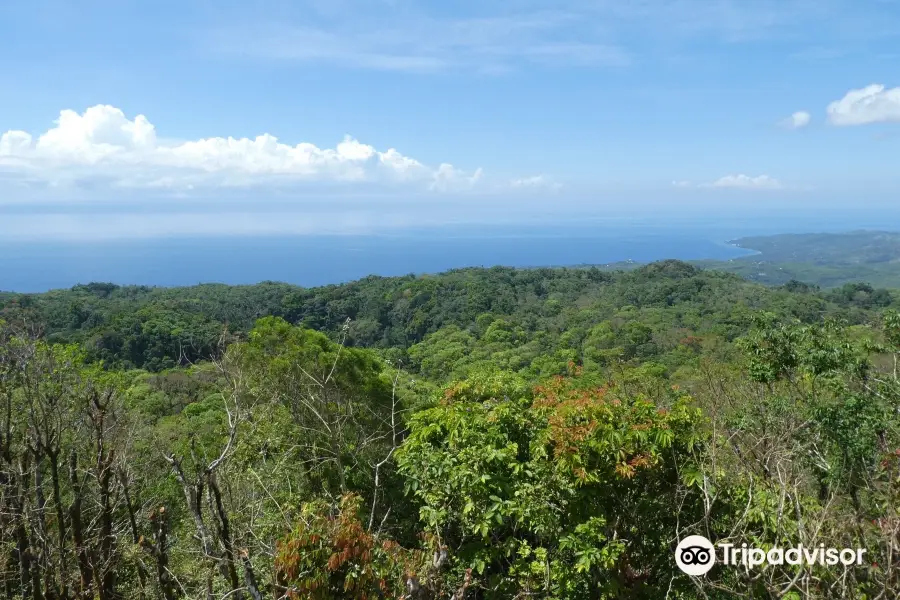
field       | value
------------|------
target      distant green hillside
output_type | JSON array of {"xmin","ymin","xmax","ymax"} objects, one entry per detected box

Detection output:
[
  {"xmin": 693, "ymin": 230, "xmax": 900, "ymax": 288},
  {"xmin": 731, "ymin": 231, "xmax": 900, "ymax": 263}
]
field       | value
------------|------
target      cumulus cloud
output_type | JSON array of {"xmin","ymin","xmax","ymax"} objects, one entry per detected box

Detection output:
[
  {"xmin": 703, "ymin": 174, "xmax": 783, "ymax": 189},
  {"xmin": 827, "ymin": 84, "xmax": 900, "ymax": 126},
  {"xmin": 510, "ymin": 175, "xmax": 562, "ymax": 191},
  {"xmin": 429, "ymin": 164, "xmax": 484, "ymax": 192},
  {"xmin": 779, "ymin": 111, "xmax": 811, "ymax": 129},
  {"xmin": 0, "ymin": 105, "xmax": 483, "ymax": 191}
]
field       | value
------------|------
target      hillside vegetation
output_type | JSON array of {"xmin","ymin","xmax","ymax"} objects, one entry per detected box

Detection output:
[
  {"xmin": 696, "ymin": 230, "xmax": 900, "ymax": 288},
  {"xmin": 0, "ymin": 260, "xmax": 898, "ymax": 598}
]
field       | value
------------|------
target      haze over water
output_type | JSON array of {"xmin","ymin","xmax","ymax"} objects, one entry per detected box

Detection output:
[{"xmin": 5, "ymin": 204, "xmax": 900, "ymax": 293}]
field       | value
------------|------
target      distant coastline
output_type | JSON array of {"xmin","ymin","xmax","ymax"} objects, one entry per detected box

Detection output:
[{"xmin": 3, "ymin": 229, "xmax": 900, "ymax": 293}]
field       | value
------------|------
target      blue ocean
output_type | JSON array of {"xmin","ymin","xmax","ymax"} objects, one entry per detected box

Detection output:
[{"xmin": 3, "ymin": 207, "xmax": 900, "ymax": 293}]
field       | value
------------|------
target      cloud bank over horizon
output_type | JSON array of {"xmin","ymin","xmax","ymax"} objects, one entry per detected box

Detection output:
[
  {"xmin": 0, "ymin": 104, "xmax": 534, "ymax": 194},
  {"xmin": 673, "ymin": 175, "xmax": 786, "ymax": 190},
  {"xmin": 1, "ymin": 80, "xmax": 898, "ymax": 206},
  {"xmin": 706, "ymin": 174, "xmax": 784, "ymax": 190}
]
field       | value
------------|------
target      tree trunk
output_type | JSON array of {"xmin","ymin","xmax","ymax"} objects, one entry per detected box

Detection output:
[
  {"xmin": 96, "ymin": 437, "xmax": 118, "ymax": 599},
  {"xmin": 141, "ymin": 507, "xmax": 178, "ymax": 600},
  {"xmin": 68, "ymin": 451, "xmax": 93, "ymax": 600},
  {"xmin": 47, "ymin": 449, "xmax": 69, "ymax": 600},
  {"xmin": 21, "ymin": 455, "xmax": 43, "ymax": 600},
  {"xmin": 118, "ymin": 469, "xmax": 148, "ymax": 595},
  {"xmin": 207, "ymin": 474, "xmax": 242, "ymax": 597}
]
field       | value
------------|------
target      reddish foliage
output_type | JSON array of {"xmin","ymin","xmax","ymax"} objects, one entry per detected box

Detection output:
[
  {"xmin": 679, "ymin": 336, "xmax": 703, "ymax": 349},
  {"xmin": 530, "ymin": 376, "xmax": 676, "ymax": 481},
  {"xmin": 275, "ymin": 495, "xmax": 421, "ymax": 599},
  {"xmin": 533, "ymin": 378, "xmax": 611, "ymax": 456}
]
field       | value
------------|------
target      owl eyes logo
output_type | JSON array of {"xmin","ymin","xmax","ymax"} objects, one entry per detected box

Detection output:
[
  {"xmin": 680, "ymin": 546, "xmax": 712, "ymax": 565},
  {"xmin": 675, "ymin": 535, "xmax": 716, "ymax": 576}
]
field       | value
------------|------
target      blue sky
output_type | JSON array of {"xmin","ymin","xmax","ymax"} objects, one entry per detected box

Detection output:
[{"xmin": 1, "ymin": 0, "xmax": 900, "ymax": 238}]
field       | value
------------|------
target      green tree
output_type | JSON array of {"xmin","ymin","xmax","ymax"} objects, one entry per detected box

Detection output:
[{"xmin": 397, "ymin": 369, "xmax": 707, "ymax": 599}]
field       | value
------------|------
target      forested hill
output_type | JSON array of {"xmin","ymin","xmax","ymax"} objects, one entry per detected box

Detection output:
[
  {"xmin": 696, "ymin": 230, "xmax": 900, "ymax": 288},
  {"xmin": 2, "ymin": 258, "xmax": 900, "ymax": 598},
  {"xmin": 0, "ymin": 260, "xmax": 893, "ymax": 372},
  {"xmin": 732, "ymin": 231, "xmax": 900, "ymax": 263}
]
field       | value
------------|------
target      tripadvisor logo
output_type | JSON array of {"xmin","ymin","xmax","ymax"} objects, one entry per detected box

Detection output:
[
  {"xmin": 676, "ymin": 536, "xmax": 716, "ymax": 576},
  {"xmin": 675, "ymin": 536, "xmax": 867, "ymax": 576}
]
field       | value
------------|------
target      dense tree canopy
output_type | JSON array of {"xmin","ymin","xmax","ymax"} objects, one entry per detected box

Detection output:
[{"xmin": 0, "ymin": 261, "xmax": 898, "ymax": 598}]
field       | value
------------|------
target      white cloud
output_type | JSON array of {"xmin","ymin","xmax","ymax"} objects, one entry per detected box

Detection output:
[
  {"xmin": 779, "ymin": 111, "xmax": 811, "ymax": 129},
  {"xmin": 510, "ymin": 175, "xmax": 562, "ymax": 191},
  {"xmin": 671, "ymin": 180, "xmax": 692, "ymax": 188},
  {"xmin": 429, "ymin": 164, "xmax": 484, "ymax": 192},
  {"xmin": 0, "ymin": 105, "xmax": 483, "ymax": 191},
  {"xmin": 827, "ymin": 84, "xmax": 900, "ymax": 126},
  {"xmin": 703, "ymin": 174, "xmax": 783, "ymax": 189},
  {"xmin": 0, "ymin": 130, "xmax": 34, "ymax": 155}
]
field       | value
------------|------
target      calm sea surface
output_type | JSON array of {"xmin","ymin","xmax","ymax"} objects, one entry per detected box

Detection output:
[{"xmin": 2, "ymin": 211, "xmax": 900, "ymax": 292}]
